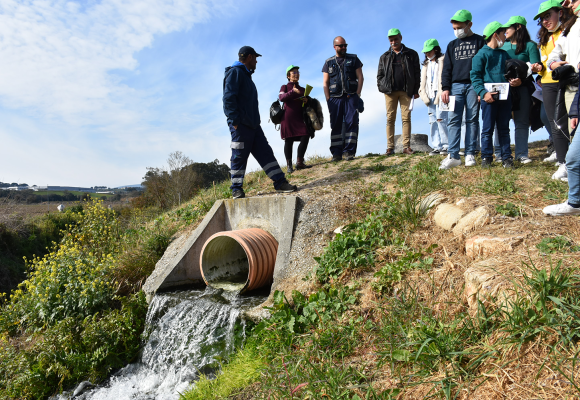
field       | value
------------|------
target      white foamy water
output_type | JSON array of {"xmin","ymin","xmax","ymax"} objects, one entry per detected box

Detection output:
[{"xmin": 54, "ymin": 288, "xmax": 264, "ymax": 400}]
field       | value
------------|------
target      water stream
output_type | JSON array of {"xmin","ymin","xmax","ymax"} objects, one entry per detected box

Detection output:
[{"xmin": 55, "ymin": 287, "xmax": 265, "ymax": 400}]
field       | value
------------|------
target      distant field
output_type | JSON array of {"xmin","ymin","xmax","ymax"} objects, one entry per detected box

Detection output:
[
  {"xmin": 34, "ymin": 191, "xmax": 115, "ymax": 199},
  {"xmin": 1, "ymin": 199, "xmax": 127, "ymax": 220}
]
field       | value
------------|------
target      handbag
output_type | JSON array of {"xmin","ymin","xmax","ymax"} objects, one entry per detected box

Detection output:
[{"xmin": 269, "ymin": 99, "xmax": 285, "ymax": 130}]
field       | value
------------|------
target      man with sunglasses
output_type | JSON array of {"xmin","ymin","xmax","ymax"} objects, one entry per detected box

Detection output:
[{"xmin": 322, "ymin": 36, "xmax": 364, "ymax": 161}]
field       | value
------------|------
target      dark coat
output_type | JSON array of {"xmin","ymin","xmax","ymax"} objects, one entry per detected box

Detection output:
[
  {"xmin": 223, "ymin": 62, "xmax": 261, "ymax": 129},
  {"xmin": 377, "ymin": 45, "xmax": 421, "ymax": 98},
  {"xmin": 279, "ymin": 83, "xmax": 309, "ymax": 140}
]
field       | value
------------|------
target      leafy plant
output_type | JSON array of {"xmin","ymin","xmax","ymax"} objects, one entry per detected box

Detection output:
[
  {"xmin": 477, "ymin": 170, "xmax": 517, "ymax": 196},
  {"xmin": 536, "ymin": 236, "xmax": 580, "ymax": 254},
  {"xmin": 496, "ymin": 202, "xmax": 526, "ymax": 217}
]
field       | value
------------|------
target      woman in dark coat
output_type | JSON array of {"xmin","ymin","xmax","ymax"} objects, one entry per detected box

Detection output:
[{"xmin": 279, "ymin": 65, "xmax": 312, "ymax": 173}]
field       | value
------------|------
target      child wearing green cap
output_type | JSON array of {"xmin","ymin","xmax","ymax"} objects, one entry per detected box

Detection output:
[
  {"xmin": 492, "ymin": 16, "xmax": 542, "ymax": 164},
  {"xmin": 535, "ymin": 0, "xmax": 572, "ymax": 178},
  {"xmin": 439, "ymin": 9, "xmax": 485, "ymax": 170},
  {"xmin": 419, "ymin": 39, "xmax": 449, "ymax": 156},
  {"xmin": 470, "ymin": 22, "xmax": 521, "ymax": 168}
]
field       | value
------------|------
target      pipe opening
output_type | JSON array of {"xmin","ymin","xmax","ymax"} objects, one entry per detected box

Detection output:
[
  {"xmin": 201, "ymin": 236, "xmax": 249, "ymax": 292},
  {"xmin": 200, "ymin": 228, "xmax": 278, "ymax": 293}
]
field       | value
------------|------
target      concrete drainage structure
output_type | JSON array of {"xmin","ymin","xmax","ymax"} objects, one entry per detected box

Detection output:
[
  {"xmin": 200, "ymin": 228, "xmax": 278, "ymax": 293},
  {"xmin": 143, "ymin": 196, "xmax": 297, "ymax": 302}
]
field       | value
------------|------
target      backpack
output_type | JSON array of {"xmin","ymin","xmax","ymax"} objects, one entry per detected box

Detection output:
[{"xmin": 269, "ymin": 99, "xmax": 285, "ymax": 129}]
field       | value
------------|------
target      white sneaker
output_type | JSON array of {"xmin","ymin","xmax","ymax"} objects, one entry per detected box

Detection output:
[
  {"xmin": 544, "ymin": 152, "xmax": 558, "ymax": 163},
  {"xmin": 543, "ymin": 201, "xmax": 580, "ymax": 216},
  {"xmin": 552, "ymin": 163, "xmax": 568, "ymax": 181},
  {"xmin": 518, "ymin": 156, "xmax": 533, "ymax": 164},
  {"xmin": 459, "ymin": 151, "xmax": 465, "ymax": 156},
  {"xmin": 439, "ymin": 155, "xmax": 462, "ymax": 170},
  {"xmin": 465, "ymin": 154, "xmax": 476, "ymax": 167}
]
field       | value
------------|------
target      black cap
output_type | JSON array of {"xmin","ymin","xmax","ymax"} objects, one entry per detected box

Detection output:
[{"xmin": 238, "ymin": 46, "xmax": 262, "ymax": 58}]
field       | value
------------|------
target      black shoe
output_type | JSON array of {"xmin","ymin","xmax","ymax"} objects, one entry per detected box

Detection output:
[
  {"xmin": 332, "ymin": 154, "xmax": 343, "ymax": 162},
  {"xmin": 481, "ymin": 158, "xmax": 492, "ymax": 168},
  {"xmin": 502, "ymin": 158, "xmax": 514, "ymax": 169},
  {"xmin": 547, "ymin": 143, "xmax": 554, "ymax": 155},
  {"xmin": 440, "ymin": 149, "xmax": 448, "ymax": 156},
  {"xmin": 232, "ymin": 189, "xmax": 245, "ymax": 199},
  {"xmin": 276, "ymin": 181, "xmax": 297, "ymax": 193},
  {"xmin": 474, "ymin": 150, "xmax": 480, "ymax": 156},
  {"xmin": 429, "ymin": 149, "xmax": 441, "ymax": 156},
  {"xmin": 343, "ymin": 152, "xmax": 355, "ymax": 161}
]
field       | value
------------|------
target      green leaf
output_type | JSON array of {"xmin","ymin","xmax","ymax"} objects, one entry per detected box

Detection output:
[{"xmin": 392, "ymin": 349, "xmax": 411, "ymax": 362}]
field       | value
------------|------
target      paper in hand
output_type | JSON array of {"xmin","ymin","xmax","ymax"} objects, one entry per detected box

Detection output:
[
  {"xmin": 409, "ymin": 97, "xmax": 415, "ymax": 111},
  {"xmin": 440, "ymin": 96, "xmax": 455, "ymax": 112}
]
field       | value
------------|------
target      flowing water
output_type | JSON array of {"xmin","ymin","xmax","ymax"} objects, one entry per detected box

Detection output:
[{"xmin": 55, "ymin": 287, "xmax": 265, "ymax": 400}]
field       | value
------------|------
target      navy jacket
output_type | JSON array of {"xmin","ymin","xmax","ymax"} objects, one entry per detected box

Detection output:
[{"xmin": 223, "ymin": 62, "xmax": 261, "ymax": 129}]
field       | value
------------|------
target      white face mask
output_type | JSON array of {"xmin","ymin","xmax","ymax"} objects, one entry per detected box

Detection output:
[
  {"xmin": 454, "ymin": 28, "xmax": 468, "ymax": 39},
  {"xmin": 496, "ymin": 38, "xmax": 505, "ymax": 48},
  {"xmin": 427, "ymin": 54, "xmax": 435, "ymax": 60},
  {"xmin": 548, "ymin": 20, "xmax": 562, "ymax": 32}
]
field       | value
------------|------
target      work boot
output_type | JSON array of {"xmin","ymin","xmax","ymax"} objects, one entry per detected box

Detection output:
[
  {"xmin": 232, "ymin": 189, "xmax": 245, "ymax": 199},
  {"xmin": 402, "ymin": 147, "xmax": 414, "ymax": 155},
  {"xmin": 343, "ymin": 152, "xmax": 355, "ymax": 161},
  {"xmin": 276, "ymin": 181, "xmax": 298, "ymax": 193},
  {"xmin": 385, "ymin": 148, "xmax": 395, "ymax": 156},
  {"xmin": 296, "ymin": 157, "xmax": 312, "ymax": 170},
  {"xmin": 332, "ymin": 154, "xmax": 343, "ymax": 162},
  {"xmin": 286, "ymin": 160, "xmax": 294, "ymax": 174}
]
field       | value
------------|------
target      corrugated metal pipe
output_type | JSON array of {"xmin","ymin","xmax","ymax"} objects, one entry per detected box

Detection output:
[{"xmin": 199, "ymin": 228, "xmax": 278, "ymax": 293}]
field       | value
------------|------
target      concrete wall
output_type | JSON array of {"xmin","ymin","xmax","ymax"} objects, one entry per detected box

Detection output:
[{"xmin": 143, "ymin": 196, "xmax": 297, "ymax": 302}]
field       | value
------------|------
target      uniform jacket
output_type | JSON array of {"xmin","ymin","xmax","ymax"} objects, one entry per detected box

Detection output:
[
  {"xmin": 324, "ymin": 53, "xmax": 360, "ymax": 97},
  {"xmin": 377, "ymin": 45, "xmax": 421, "ymax": 98},
  {"xmin": 223, "ymin": 61, "xmax": 261, "ymax": 129},
  {"xmin": 419, "ymin": 55, "xmax": 445, "ymax": 106}
]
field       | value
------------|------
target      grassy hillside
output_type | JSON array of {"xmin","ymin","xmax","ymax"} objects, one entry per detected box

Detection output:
[{"xmin": 1, "ymin": 141, "xmax": 579, "ymax": 399}]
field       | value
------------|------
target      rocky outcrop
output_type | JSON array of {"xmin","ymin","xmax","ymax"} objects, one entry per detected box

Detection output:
[{"xmin": 465, "ymin": 235, "xmax": 524, "ymax": 258}]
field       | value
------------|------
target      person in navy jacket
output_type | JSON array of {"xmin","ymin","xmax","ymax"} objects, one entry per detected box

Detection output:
[{"xmin": 223, "ymin": 46, "xmax": 297, "ymax": 199}]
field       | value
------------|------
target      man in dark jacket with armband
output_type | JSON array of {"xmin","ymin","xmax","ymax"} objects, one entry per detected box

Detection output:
[
  {"xmin": 223, "ymin": 46, "xmax": 297, "ymax": 199},
  {"xmin": 377, "ymin": 29, "xmax": 421, "ymax": 155},
  {"xmin": 322, "ymin": 36, "xmax": 364, "ymax": 161}
]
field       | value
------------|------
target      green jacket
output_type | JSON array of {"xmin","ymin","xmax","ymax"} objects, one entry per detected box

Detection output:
[
  {"xmin": 501, "ymin": 41, "xmax": 540, "ymax": 64},
  {"xmin": 470, "ymin": 45, "xmax": 512, "ymax": 98}
]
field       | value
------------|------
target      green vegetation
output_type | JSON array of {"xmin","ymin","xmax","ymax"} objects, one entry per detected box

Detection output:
[
  {"xmin": 495, "ymin": 202, "xmax": 526, "ymax": 217},
  {"xmin": 537, "ymin": 236, "xmax": 580, "ymax": 254}
]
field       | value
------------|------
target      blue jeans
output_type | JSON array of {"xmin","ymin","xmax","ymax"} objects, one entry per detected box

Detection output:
[
  {"xmin": 229, "ymin": 123, "xmax": 286, "ymax": 190},
  {"xmin": 494, "ymin": 85, "xmax": 530, "ymax": 159},
  {"xmin": 481, "ymin": 94, "xmax": 513, "ymax": 161},
  {"xmin": 448, "ymin": 83, "xmax": 480, "ymax": 160},
  {"xmin": 567, "ymin": 136, "xmax": 580, "ymax": 204},
  {"xmin": 428, "ymin": 93, "xmax": 449, "ymax": 151}
]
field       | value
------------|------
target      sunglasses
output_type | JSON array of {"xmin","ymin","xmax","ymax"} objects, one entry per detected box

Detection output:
[{"xmin": 335, "ymin": 44, "xmax": 348, "ymax": 48}]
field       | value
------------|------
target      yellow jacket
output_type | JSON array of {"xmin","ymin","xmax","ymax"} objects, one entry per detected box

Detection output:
[{"xmin": 540, "ymin": 29, "xmax": 562, "ymax": 84}]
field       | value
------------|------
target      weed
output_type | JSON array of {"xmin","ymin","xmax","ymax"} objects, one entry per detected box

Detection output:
[
  {"xmin": 477, "ymin": 170, "xmax": 517, "ymax": 196},
  {"xmin": 537, "ymin": 236, "xmax": 580, "ymax": 254},
  {"xmin": 543, "ymin": 178, "xmax": 568, "ymax": 202},
  {"xmin": 496, "ymin": 202, "xmax": 526, "ymax": 217}
]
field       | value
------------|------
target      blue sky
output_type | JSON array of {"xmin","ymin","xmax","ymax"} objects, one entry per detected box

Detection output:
[{"xmin": 0, "ymin": 0, "xmax": 544, "ymax": 186}]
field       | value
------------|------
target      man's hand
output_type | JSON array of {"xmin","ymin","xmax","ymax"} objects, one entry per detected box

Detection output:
[
  {"xmin": 551, "ymin": 61, "xmax": 569, "ymax": 69},
  {"xmin": 413, "ymin": 94, "xmax": 420, "ymax": 99},
  {"xmin": 233, "ymin": 125, "xmax": 238, "ymax": 130},
  {"xmin": 532, "ymin": 63, "xmax": 543, "ymax": 73},
  {"xmin": 509, "ymin": 78, "xmax": 522, "ymax": 87},
  {"xmin": 572, "ymin": 118, "xmax": 578, "ymax": 130},
  {"xmin": 483, "ymin": 92, "xmax": 496, "ymax": 103}
]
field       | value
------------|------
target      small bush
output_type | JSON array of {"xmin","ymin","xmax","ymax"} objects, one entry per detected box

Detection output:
[{"xmin": 496, "ymin": 202, "xmax": 525, "ymax": 217}]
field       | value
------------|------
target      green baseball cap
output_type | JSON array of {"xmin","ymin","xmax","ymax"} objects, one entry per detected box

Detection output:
[
  {"xmin": 422, "ymin": 39, "xmax": 440, "ymax": 53},
  {"xmin": 286, "ymin": 65, "xmax": 299, "ymax": 74},
  {"xmin": 534, "ymin": 0, "xmax": 563, "ymax": 20},
  {"xmin": 451, "ymin": 9, "xmax": 472, "ymax": 23},
  {"xmin": 502, "ymin": 16, "xmax": 527, "ymax": 27},
  {"xmin": 388, "ymin": 28, "xmax": 401, "ymax": 37},
  {"xmin": 483, "ymin": 21, "xmax": 504, "ymax": 40}
]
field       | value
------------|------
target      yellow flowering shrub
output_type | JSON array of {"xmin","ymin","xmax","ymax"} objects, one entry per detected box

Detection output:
[{"xmin": 1, "ymin": 201, "xmax": 120, "ymax": 331}]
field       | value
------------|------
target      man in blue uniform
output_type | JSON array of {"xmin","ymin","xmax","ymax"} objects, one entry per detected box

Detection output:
[
  {"xmin": 223, "ymin": 46, "xmax": 297, "ymax": 199},
  {"xmin": 322, "ymin": 36, "xmax": 364, "ymax": 161}
]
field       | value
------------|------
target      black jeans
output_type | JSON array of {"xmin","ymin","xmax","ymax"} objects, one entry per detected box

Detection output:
[
  {"xmin": 284, "ymin": 135, "xmax": 310, "ymax": 160},
  {"xmin": 543, "ymin": 82, "xmax": 570, "ymax": 163}
]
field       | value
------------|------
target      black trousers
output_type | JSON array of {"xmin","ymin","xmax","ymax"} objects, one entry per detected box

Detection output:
[
  {"xmin": 284, "ymin": 135, "xmax": 310, "ymax": 161},
  {"xmin": 543, "ymin": 82, "xmax": 570, "ymax": 163}
]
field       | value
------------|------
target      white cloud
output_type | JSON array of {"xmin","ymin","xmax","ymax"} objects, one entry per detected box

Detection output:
[{"xmin": 0, "ymin": 0, "xmax": 225, "ymax": 124}]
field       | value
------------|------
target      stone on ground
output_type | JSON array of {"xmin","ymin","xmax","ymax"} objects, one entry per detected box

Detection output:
[
  {"xmin": 465, "ymin": 235, "xmax": 523, "ymax": 258},
  {"xmin": 433, "ymin": 203, "xmax": 465, "ymax": 231},
  {"xmin": 464, "ymin": 259, "xmax": 515, "ymax": 313},
  {"xmin": 452, "ymin": 206, "xmax": 491, "ymax": 236}
]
